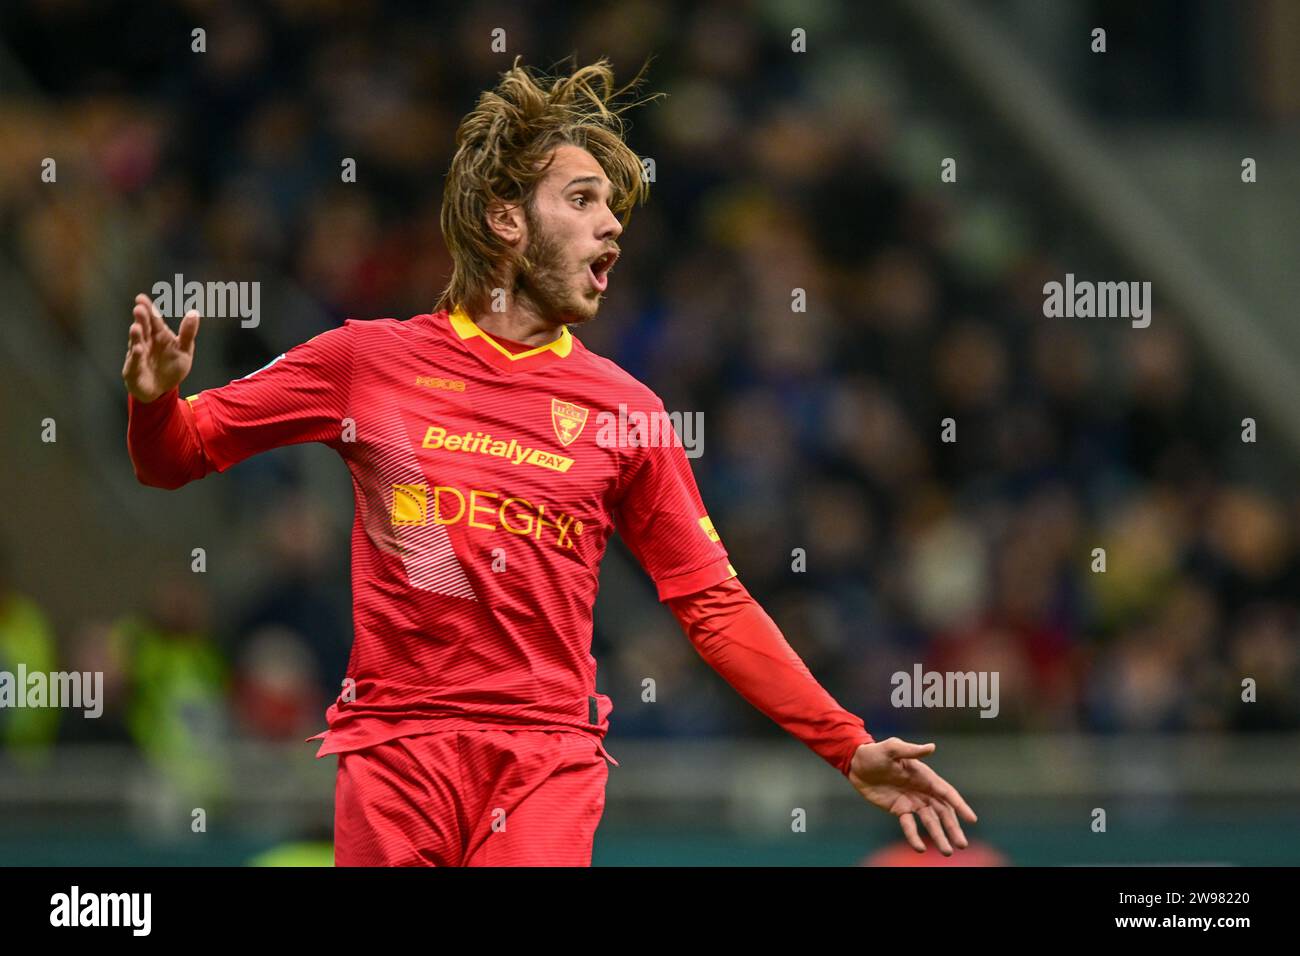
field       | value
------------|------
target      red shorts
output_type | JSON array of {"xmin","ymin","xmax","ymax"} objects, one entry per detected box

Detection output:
[{"xmin": 333, "ymin": 729, "xmax": 616, "ymax": 866}]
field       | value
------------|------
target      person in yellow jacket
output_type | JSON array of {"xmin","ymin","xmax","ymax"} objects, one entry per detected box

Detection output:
[
  {"xmin": 113, "ymin": 593, "xmax": 231, "ymax": 803},
  {"xmin": 0, "ymin": 585, "xmax": 59, "ymax": 763}
]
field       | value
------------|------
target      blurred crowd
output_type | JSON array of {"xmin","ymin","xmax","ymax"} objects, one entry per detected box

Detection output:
[{"xmin": 1, "ymin": 1, "xmax": 1297, "ymax": 781}]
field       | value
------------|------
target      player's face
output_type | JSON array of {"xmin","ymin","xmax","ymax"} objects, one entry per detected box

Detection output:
[{"xmin": 519, "ymin": 145, "xmax": 622, "ymax": 325}]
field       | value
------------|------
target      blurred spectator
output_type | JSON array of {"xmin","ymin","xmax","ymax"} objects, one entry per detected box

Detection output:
[
  {"xmin": 114, "ymin": 574, "xmax": 229, "ymax": 800},
  {"xmin": 0, "ymin": 546, "xmax": 59, "ymax": 760}
]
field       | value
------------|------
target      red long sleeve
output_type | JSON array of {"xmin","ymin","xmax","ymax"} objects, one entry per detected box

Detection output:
[
  {"xmin": 126, "ymin": 386, "xmax": 215, "ymax": 489},
  {"xmin": 667, "ymin": 577, "xmax": 873, "ymax": 776}
]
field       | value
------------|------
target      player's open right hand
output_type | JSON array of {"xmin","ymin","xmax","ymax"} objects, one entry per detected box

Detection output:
[{"xmin": 122, "ymin": 293, "xmax": 201, "ymax": 403}]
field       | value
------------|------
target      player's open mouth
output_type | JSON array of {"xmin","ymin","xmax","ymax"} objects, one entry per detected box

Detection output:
[{"xmin": 588, "ymin": 251, "xmax": 617, "ymax": 292}]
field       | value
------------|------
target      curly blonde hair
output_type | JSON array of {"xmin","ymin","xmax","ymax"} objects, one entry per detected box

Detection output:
[{"xmin": 435, "ymin": 55, "xmax": 663, "ymax": 315}]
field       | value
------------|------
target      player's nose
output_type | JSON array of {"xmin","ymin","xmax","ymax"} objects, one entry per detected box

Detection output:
[{"xmin": 597, "ymin": 205, "xmax": 622, "ymax": 241}]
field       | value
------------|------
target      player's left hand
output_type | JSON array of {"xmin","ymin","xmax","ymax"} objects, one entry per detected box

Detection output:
[{"xmin": 847, "ymin": 737, "xmax": 977, "ymax": 855}]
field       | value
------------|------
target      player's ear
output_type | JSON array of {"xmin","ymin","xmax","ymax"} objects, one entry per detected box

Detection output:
[{"xmin": 485, "ymin": 200, "xmax": 526, "ymax": 246}]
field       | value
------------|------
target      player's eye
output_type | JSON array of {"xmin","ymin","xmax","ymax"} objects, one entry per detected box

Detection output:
[{"xmin": 572, "ymin": 194, "xmax": 588, "ymax": 208}]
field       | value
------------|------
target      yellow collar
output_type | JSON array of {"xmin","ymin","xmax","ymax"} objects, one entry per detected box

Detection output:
[{"xmin": 449, "ymin": 305, "xmax": 573, "ymax": 360}]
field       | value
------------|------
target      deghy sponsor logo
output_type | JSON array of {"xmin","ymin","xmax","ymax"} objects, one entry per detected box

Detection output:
[{"xmin": 390, "ymin": 482, "xmax": 586, "ymax": 550}]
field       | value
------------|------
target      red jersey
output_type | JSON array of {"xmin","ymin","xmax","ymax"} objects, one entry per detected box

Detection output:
[{"xmin": 182, "ymin": 307, "xmax": 735, "ymax": 756}]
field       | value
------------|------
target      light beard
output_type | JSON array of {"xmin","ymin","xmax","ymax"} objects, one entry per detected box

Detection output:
[{"xmin": 518, "ymin": 211, "xmax": 600, "ymax": 326}]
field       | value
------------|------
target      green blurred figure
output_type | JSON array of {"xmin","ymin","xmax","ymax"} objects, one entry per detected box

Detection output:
[
  {"xmin": 0, "ymin": 588, "xmax": 60, "ymax": 764},
  {"xmin": 115, "ymin": 573, "xmax": 231, "ymax": 804}
]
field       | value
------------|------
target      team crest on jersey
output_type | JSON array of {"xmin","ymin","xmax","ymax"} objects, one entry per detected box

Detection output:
[{"xmin": 551, "ymin": 399, "xmax": 589, "ymax": 447}]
